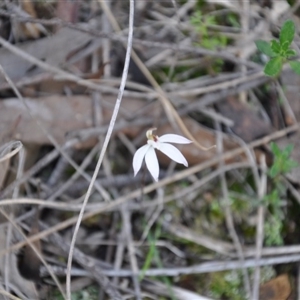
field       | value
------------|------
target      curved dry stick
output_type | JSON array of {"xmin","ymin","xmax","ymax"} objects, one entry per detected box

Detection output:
[
  {"xmin": 65, "ymin": 0, "xmax": 135, "ymax": 298},
  {"xmin": 0, "ymin": 55, "xmax": 109, "ymax": 201},
  {"xmin": 0, "ymin": 289, "xmax": 21, "ymax": 300},
  {"xmin": 0, "ymin": 208, "xmax": 67, "ymax": 299},
  {"xmin": 4, "ymin": 145, "xmax": 24, "ymax": 297},
  {"xmin": 0, "ymin": 141, "xmax": 23, "ymax": 164}
]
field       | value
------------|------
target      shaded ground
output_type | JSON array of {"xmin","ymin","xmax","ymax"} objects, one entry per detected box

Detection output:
[{"xmin": 0, "ymin": 0, "xmax": 300, "ymax": 299}]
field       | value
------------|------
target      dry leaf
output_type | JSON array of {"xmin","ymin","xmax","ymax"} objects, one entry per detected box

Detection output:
[
  {"xmin": 20, "ymin": 0, "xmax": 41, "ymax": 39},
  {"xmin": 0, "ymin": 95, "xmax": 147, "ymax": 147},
  {"xmin": 0, "ymin": 95, "xmax": 245, "ymax": 166},
  {"xmin": 9, "ymin": 1, "xmax": 45, "ymax": 41},
  {"xmin": 0, "ymin": 27, "xmax": 92, "ymax": 85},
  {"xmin": 217, "ymin": 96, "xmax": 273, "ymax": 142},
  {"xmin": 259, "ymin": 274, "xmax": 291, "ymax": 300}
]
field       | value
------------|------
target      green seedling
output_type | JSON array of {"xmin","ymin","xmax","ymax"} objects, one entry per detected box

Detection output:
[
  {"xmin": 190, "ymin": 11, "xmax": 228, "ymax": 50},
  {"xmin": 268, "ymin": 142, "xmax": 298, "ymax": 178},
  {"xmin": 255, "ymin": 20, "xmax": 300, "ymax": 76},
  {"xmin": 261, "ymin": 142, "xmax": 298, "ymax": 246}
]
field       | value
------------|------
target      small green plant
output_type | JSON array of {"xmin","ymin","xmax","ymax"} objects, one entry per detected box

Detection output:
[
  {"xmin": 268, "ymin": 142, "xmax": 298, "ymax": 178},
  {"xmin": 189, "ymin": 10, "xmax": 228, "ymax": 74},
  {"xmin": 262, "ymin": 190, "xmax": 284, "ymax": 245},
  {"xmin": 52, "ymin": 285, "xmax": 98, "ymax": 300},
  {"xmin": 139, "ymin": 227, "xmax": 159, "ymax": 281},
  {"xmin": 209, "ymin": 267, "xmax": 275, "ymax": 300},
  {"xmin": 255, "ymin": 20, "xmax": 300, "ymax": 76},
  {"xmin": 262, "ymin": 142, "xmax": 298, "ymax": 246},
  {"xmin": 140, "ymin": 224, "xmax": 176, "ymax": 300},
  {"xmin": 209, "ymin": 270, "xmax": 246, "ymax": 300},
  {"xmin": 190, "ymin": 11, "xmax": 227, "ymax": 50},
  {"xmin": 264, "ymin": 213, "xmax": 284, "ymax": 246}
]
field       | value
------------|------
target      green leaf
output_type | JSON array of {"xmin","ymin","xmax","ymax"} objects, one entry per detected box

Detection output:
[
  {"xmin": 285, "ymin": 160, "xmax": 299, "ymax": 171},
  {"xmin": 270, "ymin": 142, "xmax": 281, "ymax": 156},
  {"xmin": 269, "ymin": 165, "xmax": 280, "ymax": 178},
  {"xmin": 285, "ymin": 49, "xmax": 297, "ymax": 57},
  {"xmin": 264, "ymin": 57, "xmax": 283, "ymax": 76},
  {"xmin": 269, "ymin": 143, "xmax": 298, "ymax": 177},
  {"xmin": 280, "ymin": 20, "xmax": 295, "ymax": 48},
  {"xmin": 255, "ymin": 40, "xmax": 276, "ymax": 57},
  {"xmin": 283, "ymin": 144, "xmax": 293, "ymax": 157},
  {"xmin": 271, "ymin": 40, "xmax": 281, "ymax": 54},
  {"xmin": 289, "ymin": 61, "xmax": 300, "ymax": 75},
  {"xmin": 281, "ymin": 41, "xmax": 290, "ymax": 51}
]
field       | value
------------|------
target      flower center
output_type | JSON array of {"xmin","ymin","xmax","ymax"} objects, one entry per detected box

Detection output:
[{"xmin": 146, "ymin": 128, "xmax": 159, "ymax": 142}]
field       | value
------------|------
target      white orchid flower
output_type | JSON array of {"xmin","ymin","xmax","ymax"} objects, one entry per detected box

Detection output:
[{"xmin": 133, "ymin": 128, "xmax": 192, "ymax": 181}]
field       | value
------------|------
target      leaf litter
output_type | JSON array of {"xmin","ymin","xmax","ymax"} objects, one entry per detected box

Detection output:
[{"xmin": 0, "ymin": 0, "xmax": 299, "ymax": 299}]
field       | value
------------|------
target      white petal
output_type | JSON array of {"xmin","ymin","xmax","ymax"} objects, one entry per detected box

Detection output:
[
  {"xmin": 159, "ymin": 134, "xmax": 192, "ymax": 144},
  {"xmin": 158, "ymin": 143, "xmax": 188, "ymax": 167},
  {"xmin": 145, "ymin": 147, "xmax": 159, "ymax": 181},
  {"xmin": 132, "ymin": 144, "xmax": 150, "ymax": 176}
]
